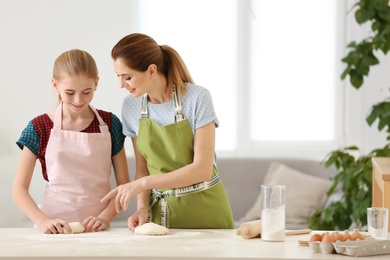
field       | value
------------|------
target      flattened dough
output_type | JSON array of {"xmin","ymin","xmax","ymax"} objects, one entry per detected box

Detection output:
[
  {"xmin": 134, "ymin": 222, "xmax": 169, "ymax": 236},
  {"xmin": 63, "ymin": 222, "xmax": 85, "ymax": 234}
]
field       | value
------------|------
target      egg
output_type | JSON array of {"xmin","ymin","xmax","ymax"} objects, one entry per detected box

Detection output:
[
  {"xmin": 333, "ymin": 233, "xmax": 345, "ymax": 242},
  {"xmin": 344, "ymin": 230, "xmax": 353, "ymax": 241},
  {"xmin": 321, "ymin": 232, "xmax": 333, "ymax": 243},
  {"xmin": 351, "ymin": 230, "xmax": 365, "ymax": 241},
  {"xmin": 309, "ymin": 233, "xmax": 323, "ymax": 242}
]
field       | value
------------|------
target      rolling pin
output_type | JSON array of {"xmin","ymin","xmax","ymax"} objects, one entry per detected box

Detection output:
[
  {"xmin": 235, "ymin": 220, "xmax": 262, "ymax": 239},
  {"xmin": 235, "ymin": 220, "xmax": 311, "ymax": 239}
]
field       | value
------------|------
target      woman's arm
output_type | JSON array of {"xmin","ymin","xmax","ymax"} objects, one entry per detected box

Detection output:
[
  {"xmin": 101, "ymin": 122, "xmax": 216, "ymax": 211},
  {"xmin": 144, "ymin": 121, "xmax": 216, "ymax": 188}
]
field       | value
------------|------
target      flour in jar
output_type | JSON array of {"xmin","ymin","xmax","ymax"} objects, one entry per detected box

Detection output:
[{"xmin": 261, "ymin": 207, "xmax": 285, "ymax": 241}]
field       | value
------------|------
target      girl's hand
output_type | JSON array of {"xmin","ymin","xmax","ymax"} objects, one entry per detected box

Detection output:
[
  {"xmin": 101, "ymin": 182, "xmax": 140, "ymax": 213},
  {"xmin": 82, "ymin": 216, "xmax": 108, "ymax": 232},
  {"xmin": 39, "ymin": 218, "xmax": 71, "ymax": 234},
  {"xmin": 127, "ymin": 208, "xmax": 148, "ymax": 232}
]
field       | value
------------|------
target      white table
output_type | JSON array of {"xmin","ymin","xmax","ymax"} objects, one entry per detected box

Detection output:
[{"xmin": 0, "ymin": 228, "xmax": 389, "ymax": 259}]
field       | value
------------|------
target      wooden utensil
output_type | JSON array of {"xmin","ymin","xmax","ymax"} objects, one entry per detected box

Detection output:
[{"xmin": 285, "ymin": 229, "xmax": 312, "ymax": 235}]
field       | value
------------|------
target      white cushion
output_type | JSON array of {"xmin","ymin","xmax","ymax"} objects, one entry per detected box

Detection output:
[{"xmin": 237, "ymin": 162, "xmax": 332, "ymax": 225}]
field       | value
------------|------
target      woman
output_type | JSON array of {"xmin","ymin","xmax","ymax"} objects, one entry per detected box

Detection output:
[{"xmin": 102, "ymin": 33, "xmax": 234, "ymax": 230}]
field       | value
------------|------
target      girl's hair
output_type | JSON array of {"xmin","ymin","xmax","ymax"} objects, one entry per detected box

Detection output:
[
  {"xmin": 111, "ymin": 33, "xmax": 193, "ymax": 97},
  {"xmin": 53, "ymin": 49, "xmax": 98, "ymax": 81}
]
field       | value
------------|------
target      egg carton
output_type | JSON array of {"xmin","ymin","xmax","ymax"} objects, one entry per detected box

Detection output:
[
  {"xmin": 333, "ymin": 240, "xmax": 390, "ymax": 257},
  {"xmin": 308, "ymin": 239, "xmax": 390, "ymax": 257},
  {"xmin": 308, "ymin": 237, "xmax": 373, "ymax": 254},
  {"xmin": 308, "ymin": 241, "xmax": 335, "ymax": 254}
]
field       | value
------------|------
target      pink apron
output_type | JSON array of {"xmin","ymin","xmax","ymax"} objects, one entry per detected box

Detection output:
[{"xmin": 39, "ymin": 103, "xmax": 112, "ymax": 223}]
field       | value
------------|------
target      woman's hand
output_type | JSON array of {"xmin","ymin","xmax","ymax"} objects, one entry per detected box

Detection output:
[
  {"xmin": 127, "ymin": 208, "xmax": 148, "ymax": 232},
  {"xmin": 101, "ymin": 181, "xmax": 142, "ymax": 213},
  {"xmin": 82, "ymin": 216, "xmax": 108, "ymax": 232},
  {"xmin": 38, "ymin": 218, "xmax": 71, "ymax": 234}
]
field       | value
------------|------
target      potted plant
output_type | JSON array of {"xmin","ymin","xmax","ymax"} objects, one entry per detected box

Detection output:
[{"xmin": 308, "ymin": 0, "xmax": 390, "ymax": 230}]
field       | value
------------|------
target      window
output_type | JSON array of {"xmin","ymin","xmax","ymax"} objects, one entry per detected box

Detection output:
[
  {"xmin": 134, "ymin": 0, "xmax": 344, "ymax": 158},
  {"xmin": 247, "ymin": 0, "xmax": 343, "ymax": 158}
]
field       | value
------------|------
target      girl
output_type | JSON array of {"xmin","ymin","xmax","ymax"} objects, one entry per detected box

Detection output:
[
  {"xmin": 102, "ymin": 33, "xmax": 234, "ymax": 230},
  {"xmin": 13, "ymin": 49, "xmax": 130, "ymax": 234}
]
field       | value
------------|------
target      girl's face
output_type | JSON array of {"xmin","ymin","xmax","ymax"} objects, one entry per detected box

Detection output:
[
  {"xmin": 113, "ymin": 58, "xmax": 151, "ymax": 98},
  {"xmin": 52, "ymin": 75, "xmax": 98, "ymax": 114}
]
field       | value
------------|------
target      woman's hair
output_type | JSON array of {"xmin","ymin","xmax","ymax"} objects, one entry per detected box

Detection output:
[
  {"xmin": 111, "ymin": 33, "xmax": 194, "ymax": 97},
  {"xmin": 53, "ymin": 49, "xmax": 98, "ymax": 81}
]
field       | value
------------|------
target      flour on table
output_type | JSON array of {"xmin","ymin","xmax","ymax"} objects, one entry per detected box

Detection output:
[
  {"xmin": 134, "ymin": 222, "xmax": 169, "ymax": 235},
  {"xmin": 63, "ymin": 222, "xmax": 85, "ymax": 234}
]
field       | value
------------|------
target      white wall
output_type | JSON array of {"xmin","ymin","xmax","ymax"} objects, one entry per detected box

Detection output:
[
  {"xmin": 0, "ymin": 0, "xmax": 389, "ymax": 228},
  {"xmin": 0, "ymin": 0, "xmax": 134, "ymax": 227}
]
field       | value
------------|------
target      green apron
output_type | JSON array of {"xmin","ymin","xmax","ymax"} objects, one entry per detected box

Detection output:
[{"xmin": 136, "ymin": 87, "xmax": 234, "ymax": 229}]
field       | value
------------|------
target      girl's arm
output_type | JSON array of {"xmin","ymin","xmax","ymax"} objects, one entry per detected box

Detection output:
[
  {"xmin": 132, "ymin": 137, "xmax": 151, "ymax": 212},
  {"xmin": 84, "ymin": 147, "xmax": 130, "ymax": 232},
  {"xmin": 12, "ymin": 147, "xmax": 72, "ymax": 234},
  {"xmin": 125, "ymin": 137, "xmax": 152, "ymax": 230}
]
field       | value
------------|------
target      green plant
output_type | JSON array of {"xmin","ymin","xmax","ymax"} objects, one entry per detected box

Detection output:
[
  {"xmin": 308, "ymin": 145, "xmax": 390, "ymax": 230},
  {"xmin": 309, "ymin": 103, "xmax": 390, "ymax": 230},
  {"xmin": 341, "ymin": 0, "xmax": 390, "ymax": 89},
  {"xmin": 308, "ymin": 0, "xmax": 390, "ymax": 230}
]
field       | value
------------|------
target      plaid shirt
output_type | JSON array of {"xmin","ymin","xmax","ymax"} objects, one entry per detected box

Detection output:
[{"xmin": 17, "ymin": 109, "xmax": 125, "ymax": 181}]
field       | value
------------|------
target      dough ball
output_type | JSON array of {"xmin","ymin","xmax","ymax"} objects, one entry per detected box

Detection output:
[
  {"xmin": 134, "ymin": 222, "xmax": 169, "ymax": 236},
  {"xmin": 63, "ymin": 222, "xmax": 85, "ymax": 234}
]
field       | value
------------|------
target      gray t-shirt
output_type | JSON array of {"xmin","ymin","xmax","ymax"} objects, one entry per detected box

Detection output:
[{"xmin": 121, "ymin": 83, "xmax": 219, "ymax": 138}]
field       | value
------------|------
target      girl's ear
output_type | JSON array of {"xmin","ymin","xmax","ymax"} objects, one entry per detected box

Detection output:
[
  {"xmin": 52, "ymin": 78, "xmax": 59, "ymax": 91},
  {"xmin": 94, "ymin": 76, "xmax": 100, "ymax": 91}
]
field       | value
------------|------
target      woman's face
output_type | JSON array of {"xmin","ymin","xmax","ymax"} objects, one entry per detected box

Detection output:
[{"xmin": 113, "ymin": 58, "xmax": 150, "ymax": 98}]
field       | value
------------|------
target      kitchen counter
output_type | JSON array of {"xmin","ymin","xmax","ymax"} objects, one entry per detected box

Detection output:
[{"xmin": 0, "ymin": 228, "xmax": 389, "ymax": 259}]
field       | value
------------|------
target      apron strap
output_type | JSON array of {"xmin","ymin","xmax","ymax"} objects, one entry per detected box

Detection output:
[
  {"xmin": 53, "ymin": 103, "xmax": 108, "ymax": 133},
  {"xmin": 172, "ymin": 85, "xmax": 185, "ymax": 122},
  {"xmin": 53, "ymin": 103, "xmax": 63, "ymax": 130},
  {"xmin": 141, "ymin": 93, "xmax": 149, "ymax": 118},
  {"xmin": 89, "ymin": 105, "xmax": 109, "ymax": 133},
  {"xmin": 140, "ymin": 85, "xmax": 186, "ymax": 122},
  {"xmin": 148, "ymin": 174, "xmax": 221, "ymax": 227}
]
